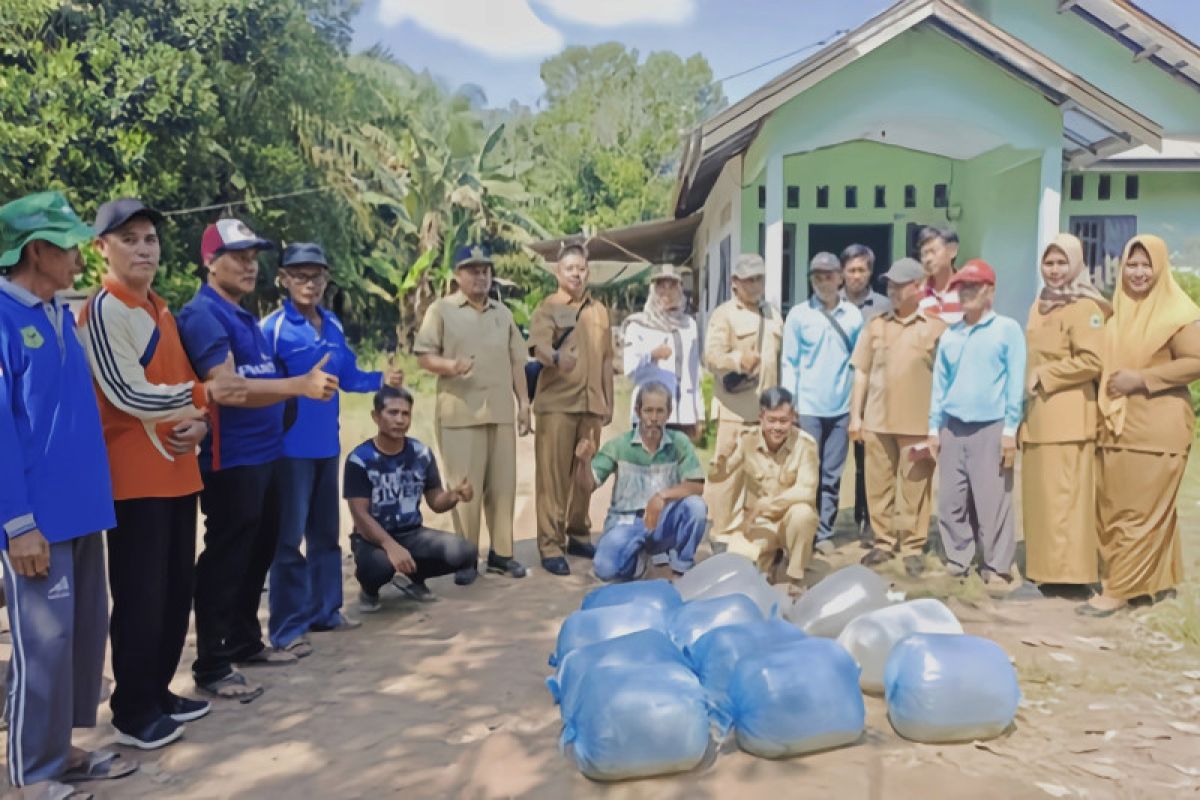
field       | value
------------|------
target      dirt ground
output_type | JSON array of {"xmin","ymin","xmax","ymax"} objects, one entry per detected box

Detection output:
[{"xmin": 4, "ymin": 386, "xmax": 1199, "ymax": 799}]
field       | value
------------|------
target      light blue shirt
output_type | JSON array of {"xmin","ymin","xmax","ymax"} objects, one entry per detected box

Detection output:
[
  {"xmin": 929, "ymin": 311, "xmax": 1026, "ymax": 436},
  {"xmin": 780, "ymin": 296, "xmax": 863, "ymax": 417}
]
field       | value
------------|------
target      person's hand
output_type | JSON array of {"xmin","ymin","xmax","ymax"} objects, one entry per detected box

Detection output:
[
  {"xmin": 1106, "ymin": 369, "xmax": 1146, "ymax": 398},
  {"xmin": 643, "ymin": 493, "xmax": 667, "ymax": 531},
  {"xmin": 452, "ymin": 355, "xmax": 474, "ymax": 377},
  {"xmin": 555, "ymin": 348, "xmax": 577, "ymax": 373},
  {"xmin": 166, "ymin": 419, "xmax": 208, "ymax": 455},
  {"xmin": 738, "ymin": 349, "xmax": 761, "ymax": 375},
  {"xmin": 384, "ymin": 541, "xmax": 416, "ymax": 575},
  {"xmin": 848, "ymin": 416, "xmax": 863, "ymax": 443},
  {"xmin": 383, "ymin": 351, "xmax": 405, "ymax": 388},
  {"xmin": 454, "ymin": 478, "xmax": 474, "ymax": 504},
  {"xmin": 205, "ymin": 353, "xmax": 249, "ymax": 405},
  {"xmin": 574, "ymin": 437, "xmax": 596, "ymax": 463},
  {"xmin": 927, "ymin": 434, "xmax": 940, "ymax": 461},
  {"xmin": 651, "ymin": 342, "xmax": 672, "ymax": 361},
  {"xmin": 1001, "ymin": 435, "xmax": 1017, "ymax": 470},
  {"xmin": 302, "ymin": 353, "xmax": 339, "ymax": 400},
  {"xmin": 517, "ymin": 403, "xmax": 532, "ymax": 436},
  {"xmin": 9, "ymin": 529, "xmax": 50, "ymax": 578}
]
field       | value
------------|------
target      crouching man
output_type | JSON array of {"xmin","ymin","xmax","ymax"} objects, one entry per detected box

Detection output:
[
  {"xmin": 574, "ymin": 382, "xmax": 707, "ymax": 581},
  {"xmin": 345, "ymin": 386, "xmax": 478, "ymax": 609},
  {"xmin": 709, "ymin": 387, "xmax": 819, "ymax": 588}
]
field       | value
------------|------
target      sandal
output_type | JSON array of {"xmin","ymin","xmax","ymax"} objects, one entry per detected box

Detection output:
[
  {"xmin": 196, "ymin": 670, "xmax": 264, "ymax": 703},
  {"xmin": 61, "ymin": 748, "xmax": 138, "ymax": 783},
  {"xmin": 236, "ymin": 648, "xmax": 297, "ymax": 667},
  {"xmin": 20, "ymin": 780, "xmax": 92, "ymax": 800},
  {"xmin": 280, "ymin": 638, "xmax": 313, "ymax": 658}
]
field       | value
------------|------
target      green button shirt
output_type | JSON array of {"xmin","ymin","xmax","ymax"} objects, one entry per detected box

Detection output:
[{"xmin": 591, "ymin": 428, "xmax": 704, "ymax": 517}]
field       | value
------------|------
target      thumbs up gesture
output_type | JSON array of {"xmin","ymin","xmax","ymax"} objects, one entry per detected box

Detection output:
[
  {"xmin": 383, "ymin": 350, "xmax": 405, "ymax": 388},
  {"xmin": 302, "ymin": 352, "xmax": 340, "ymax": 401}
]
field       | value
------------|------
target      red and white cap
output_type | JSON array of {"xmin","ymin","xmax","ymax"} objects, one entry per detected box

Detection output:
[
  {"xmin": 947, "ymin": 258, "xmax": 996, "ymax": 290},
  {"xmin": 200, "ymin": 218, "xmax": 274, "ymax": 265}
]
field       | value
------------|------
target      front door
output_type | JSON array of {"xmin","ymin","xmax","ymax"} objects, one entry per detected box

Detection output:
[{"xmin": 807, "ymin": 224, "xmax": 894, "ymax": 296}]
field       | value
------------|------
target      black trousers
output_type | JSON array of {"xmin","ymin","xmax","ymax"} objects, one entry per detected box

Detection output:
[
  {"xmin": 351, "ymin": 528, "xmax": 477, "ymax": 595},
  {"xmin": 108, "ymin": 494, "xmax": 198, "ymax": 731},
  {"xmin": 193, "ymin": 461, "xmax": 281, "ymax": 684},
  {"xmin": 854, "ymin": 440, "xmax": 871, "ymax": 531}
]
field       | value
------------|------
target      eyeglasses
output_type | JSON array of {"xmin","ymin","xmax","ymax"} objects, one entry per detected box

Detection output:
[{"xmin": 284, "ymin": 271, "xmax": 327, "ymax": 285}]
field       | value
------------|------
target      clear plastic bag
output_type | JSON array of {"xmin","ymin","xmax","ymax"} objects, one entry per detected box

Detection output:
[
  {"xmin": 551, "ymin": 603, "xmax": 667, "ymax": 667},
  {"xmin": 724, "ymin": 638, "xmax": 865, "ymax": 758},
  {"xmin": 676, "ymin": 552, "xmax": 759, "ymax": 601},
  {"xmin": 837, "ymin": 599, "xmax": 962, "ymax": 693},
  {"xmin": 668, "ymin": 593, "xmax": 763, "ymax": 650},
  {"xmin": 786, "ymin": 564, "xmax": 890, "ymax": 637},
  {"xmin": 561, "ymin": 662, "xmax": 715, "ymax": 782},
  {"xmin": 884, "ymin": 633, "xmax": 1021, "ymax": 743},
  {"xmin": 684, "ymin": 620, "xmax": 807, "ymax": 703},
  {"xmin": 684, "ymin": 567, "xmax": 784, "ymax": 618},
  {"xmin": 548, "ymin": 629, "xmax": 689, "ymax": 718},
  {"xmin": 580, "ymin": 579, "xmax": 682, "ymax": 615}
]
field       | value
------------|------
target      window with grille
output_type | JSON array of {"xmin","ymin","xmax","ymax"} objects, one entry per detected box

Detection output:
[{"xmin": 1068, "ymin": 215, "xmax": 1135, "ymax": 291}]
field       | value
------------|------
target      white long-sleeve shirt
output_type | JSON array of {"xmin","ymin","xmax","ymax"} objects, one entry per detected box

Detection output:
[{"xmin": 622, "ymin": 317, "xmax": 703, "ymax": 426}]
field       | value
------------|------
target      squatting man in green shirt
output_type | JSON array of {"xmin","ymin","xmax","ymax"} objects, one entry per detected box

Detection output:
[{"xmin": 573, "ymin": 381, "xmax": 708, "ymax": 581}]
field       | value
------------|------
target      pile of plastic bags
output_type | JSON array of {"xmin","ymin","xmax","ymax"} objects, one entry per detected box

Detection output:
[{"xmin": 547, "ymin": 554, "xmax": 1021, "ymax": 782}]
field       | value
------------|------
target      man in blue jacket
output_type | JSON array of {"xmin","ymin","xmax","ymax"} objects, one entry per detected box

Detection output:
[
  {"xmin": 261, "ymin": 242, "xmax": 403, "ymax": 655},
  {"xmin": 0, "ymin": 192, "xmax": 138, "ymax": 792}
]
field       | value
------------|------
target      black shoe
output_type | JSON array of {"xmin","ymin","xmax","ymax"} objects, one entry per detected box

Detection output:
[
  {"xmin": 903, "ymin": 555, "xmax": 925, "ymax": 577},
  {"xmin": 567, "ymin": 539, "xmax": 596, "ymax": 559},
  {"xmin": 454, "ymin": 564, "xmax": 479, "ymax": 586},
  {"xmin": 115, "ymin": 715, "xmax": 184, "ymax": 751},
  {"xmin": 860, "ymin": 547, "xmax": 893, "ymax": 567},
  {"xmin": 542, "ymin": 556, "xmax": 570, "ymax": 576},
  {"xmin": 164, "ymin": 694, "xmax": 211, "ymax": 723},
  {"xmin": 487, "ymin": 552, "xmax": 528, "ymax": 578},
  {"xmin": 392, "ymin": 577, "xmax": 438, "ymax": 602}
]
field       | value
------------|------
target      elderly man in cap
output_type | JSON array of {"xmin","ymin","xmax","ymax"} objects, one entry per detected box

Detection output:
[
  {"xmin": 0, "ymin": 191, "xmax": 139, "ymax": 792},
  {"xmin": 927, "ymin": 259, "xmax": 1026, "ymax": 585},
  {"xmin": 849, "ymin": 258, "xmax": 947, "ymax": 577},
  {"xmin": 176, "ymin": 219, "xmax": 340, "ymax": 702},
  {"xmin": 703, "ymin": 253, "xmax": 784, "ymax": 549},
  {"xmin": 781, "ymin": 252, "xmax": 864, "ymax": 554},
  {"xmin": 261, "ymin": 242, "xmax": 404, "ymax": 657},
  {"xmin": 414, "ymin": 243, "xmax": 531, "ymax": 583}
]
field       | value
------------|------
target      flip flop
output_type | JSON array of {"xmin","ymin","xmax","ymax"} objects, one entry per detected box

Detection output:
[
  {"xmin": 236, "ymin": 648, "xmax": 297, "ymax": 667},
  {"xmin": 22, "ymin": 781, "xmax": 92, "ymax": 800},
  {"xmin": 61, "ymin": 748, "xmax": 138, "ymax": 783},
  {"xmin": 280, "ymin": 638, "xmax": 313, "ymax": 658},
  {"xmin": 196, "ymin": 670, "xmax": 264, "ymax": 704}
]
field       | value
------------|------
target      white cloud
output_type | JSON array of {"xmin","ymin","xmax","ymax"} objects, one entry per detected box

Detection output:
[
  {"xmin": 532, "ymin": 0, "xmax": 696, "ymax": 27},
  {"xmin": 375, "ymin": 0, "xmax": 564, "ymax": 59}
]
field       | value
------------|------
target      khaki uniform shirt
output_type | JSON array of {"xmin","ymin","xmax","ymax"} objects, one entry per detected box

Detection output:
[
  {"xmin": 1023, "ymin": 299, "xmax": 1104, "ymax": 445},
  {"xmin": 413, "ymin": 291, "xmax": 526, "ymax": 428},
  {"xmin": 850, "ymin": 310, "xmax": 946, "ymax": 437},
  {"xmin": 709, "ymin": 427, "xmax": 818, "ymax": 521},
  {"xmin": 705, "ymin": 298, "xmax": 783, "ymax": 421},
  {"xmin": 528, "ymin": 291, "xmax": 612, "ymax": 416}
]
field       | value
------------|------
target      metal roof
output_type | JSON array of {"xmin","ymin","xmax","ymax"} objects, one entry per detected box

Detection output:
[
  {"xmin": 1063, "ymin": 0, "xmax": 1200, "ymax": 93},
  {"xmin": 526, "ymin": 213, "xmax": 703, "ymax": 267}
]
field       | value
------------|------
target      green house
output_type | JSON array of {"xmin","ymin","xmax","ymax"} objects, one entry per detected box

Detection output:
[{"xmin": 674, "ymin": 0, "xmax": 1200, "ymax": 319}]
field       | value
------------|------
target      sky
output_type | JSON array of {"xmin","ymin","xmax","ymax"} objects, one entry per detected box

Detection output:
[{"xmin": 350, "ymin": 0, "xmax": 1200, "ymax": 110}]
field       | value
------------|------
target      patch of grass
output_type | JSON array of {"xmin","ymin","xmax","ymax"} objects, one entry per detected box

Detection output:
[
  {"xmin": 1135, "ymin": 583, "xmax": 1200, "ymax": 650},
  {"xmin": 905, "ymin": 564, "xmax": 991, "ymax": 607}
]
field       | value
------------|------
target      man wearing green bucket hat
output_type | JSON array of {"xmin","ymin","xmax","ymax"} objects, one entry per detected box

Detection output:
[{"xmin": 0, "ymin": 191, "xmax": 139, "ymax": 792}]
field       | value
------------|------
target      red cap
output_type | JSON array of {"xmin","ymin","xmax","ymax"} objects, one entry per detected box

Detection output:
[
  {"xmin": 947, "ymin": 258, "xmax": 996, "ymax": 290},
  {"xmin": 200, "ymin": 218, "xmax": 274, "ymax": 265}
]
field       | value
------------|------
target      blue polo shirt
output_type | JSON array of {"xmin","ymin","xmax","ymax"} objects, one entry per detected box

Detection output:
[
  {"xmin": 780, "ymin": 296, "xmax": 863, "ymax": 417},
  {"xmin": 0, "ymin": 279, "xmax": 114, "ymax": 546},
  {"xmin": 929, "ymin": 311, "xmax": 1026, "ymax": 437},
  {"xmin": 262, "ymin": 300, "xmax": 381, "ymax": 460},
  {"xmin": 177, "ymin": 284, "xmax": 283, "ymax": 471}
]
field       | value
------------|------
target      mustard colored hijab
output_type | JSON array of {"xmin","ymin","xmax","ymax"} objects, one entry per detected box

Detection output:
[
  {"xmin": 1099, "ymin": 234, "xmax": 1200, "ymax": 435},
  {"xmin": 1037, "ymin": 233, "xmax": 1111, "ymax": 317}
]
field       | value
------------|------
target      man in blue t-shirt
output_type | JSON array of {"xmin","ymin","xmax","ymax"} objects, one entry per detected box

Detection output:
[
  {"xmin": 176, "ymin": 219, "xmax": 339, "ymax": 703},
  {"xmin": 345, "ymin": 386, "xmax": 477, "ymax": 609}
]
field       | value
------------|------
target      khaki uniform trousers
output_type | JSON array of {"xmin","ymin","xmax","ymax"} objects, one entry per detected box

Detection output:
[
  {"xmin": 437, "ymin": 422, "xmax": 517, "ymax": 559},
  {"xmin": 744, "ymin": 504, "xmax": 818, "ymax": 581},
  {"xmin": 535, "ymin": 412, "xmax": 603, "ymax": 559},
  {"xmin": 864, "ymin": 431, "xmax": 934, "ymax": 557},
  {"xmin": 705, "ymin": 418, "xmax": 757, "ymax": 543}
]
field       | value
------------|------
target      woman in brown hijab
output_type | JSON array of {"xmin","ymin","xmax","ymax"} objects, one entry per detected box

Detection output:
[
  {"xmin": 1022, "ymin": 234, "xmax": 1108, "ymax": 591},
  {"xmin": 1081, "ymin": 234, "xmax": 1200, "ymax": 616}
]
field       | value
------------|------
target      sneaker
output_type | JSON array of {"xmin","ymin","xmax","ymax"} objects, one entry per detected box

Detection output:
[
  {"xmin": 309, "ymin": 614, "xmax": 362, "ymax": 632},
  {"xmin": 567, "ymin": 539, "xmax": 596, "ymax": 559},
  {"xmin": 486, "ymin": 552, "xmax": 528, "ymax": 578},
  {"xmin": 541, "ymin": 556, "xmax": 570, "ymax": 576},
  {"xmin": 358, "ymin": 590, "xmax": 382, "ymax": 613},
  {"xmin": 393, "ymin": 577, "xmax": 438, "ymax": 603},
  {"xmin": 163, "ymin": 694, "xmax": 211, "ymax": 723},
  {"xmin": 860, "ymin": 547, "xmax": 893, "ymax": 567},
  {"xmin": 115, "ymin": 715, "xmax": 184, "ymax": 751},
  {"xmin": 454, "ymin": 564, "xmax": 479, "ymax": 586},
  {"xmin": 903, "ymin": 555, "xmax": 925, "ymax": 577}
]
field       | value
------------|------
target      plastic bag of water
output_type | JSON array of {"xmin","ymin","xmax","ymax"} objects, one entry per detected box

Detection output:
[
  {"xmin": 684, "ymin": 619, "xmax": 807, "ymax": 703},
  {"xmin": 668, "ymin": 593, "xmax": 763, "ymax": 650},
  {"xmin": 786, "ymin": 564, "xmax": 889, "ymax": 637},
  {"xmin": 837, "ymin": 599, "xmax": 962, "ymax": 693},
  {"xmin": 580, "ymin": 579, "xmax": 682, "ymax": 615},
  {"xmin": 551, "ymin": 602, "xmax": 667, "ymax": 667},
  {"xmin": 676, "ymin": 552, "xmax": 759, "ymax": 601},
  {"xmin": 684, "ymin": 567, "xmax": 783, "ymax": 618},
  {"xmin": 548, "ymin": 628, "xmax": 689, "ymax": 717}
]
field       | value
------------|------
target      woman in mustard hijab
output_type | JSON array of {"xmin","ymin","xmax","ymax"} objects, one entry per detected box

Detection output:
[
  {"xmin": 1022, "ymin": 234, "xmax": 1109, "ymax": 592},
  {"xmin": 1081, "ymin": 234, "xmax": 1200, "ymax": 616}
]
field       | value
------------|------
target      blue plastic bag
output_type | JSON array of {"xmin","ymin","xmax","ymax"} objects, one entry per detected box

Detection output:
[
  {"xmin": 724, "ymin": 638, "xmax": 865, "ymax": 758},
  {"xmin": 548, "ymin": 629, "xmax": 689, "ymax": 718},
  {"xmin": 668, "ymin": 593, "xmax": 763, "ymax": 650},
  {"xmin": 562, "ymin": 662, "xmax": 714, "ymax": 781},
  {"xmin": 551, "ymin": 602, "xmax": 667, "ymax": 667},
  {"xmin": 884, "ymin": 633, "xmax": 1021, "ymax": 743},
  {"xmin": 580, "ymin": 579, "xmax": 683, "ymax": 615},
  {"xmin": 684, "ymin": 620, "xmax": 807, "ymax": 702}
]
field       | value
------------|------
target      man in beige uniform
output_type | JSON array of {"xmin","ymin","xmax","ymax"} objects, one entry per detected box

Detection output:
[
  {"xmin": 529, "ymin": 243, "xmax": 613, "ymax": 576},
  {"xmin": 710, "ymin": 387, "xmax": 818, "ymax": 588},
  {"xmin": 703, "ymin": 254, "xmax": 783, "ymax": 548},
  {"xmin": 848, "ymin": 258, "xmax": 946, "ymax": 577},
  {"xmin": 414, "ymin": 244, "xmax": 531, "ymax": 584}
]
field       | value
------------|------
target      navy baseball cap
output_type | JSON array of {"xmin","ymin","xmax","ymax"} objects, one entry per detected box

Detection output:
[
  {"xmin": 453, "ymin": 243, "xmax": 494, "ymax": 269},
  {"xmin": 280, "ymin": 242, "xmax": 329, "ymax": 269},
  {"xmin": 93, "ymin": 198, "xmax": 164, "ymax": 237}
]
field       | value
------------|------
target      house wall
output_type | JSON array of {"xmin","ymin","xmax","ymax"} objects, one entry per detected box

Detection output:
[{"xmin": 692, "ymin": 153, "xmax": 743, "ymax": 318}]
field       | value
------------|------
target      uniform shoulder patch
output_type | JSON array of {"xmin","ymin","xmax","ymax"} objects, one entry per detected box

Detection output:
[{"xmin": 20, "ymin": 325, "xmax": 44, "ymax": 349}]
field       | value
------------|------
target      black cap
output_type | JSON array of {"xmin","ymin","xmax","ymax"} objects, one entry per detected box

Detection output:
[
  {"xmin": 280, "ymin": 242, "xmax": 330, "ymax": 269},
  {"xmin": 93, "ymin": 198, "xmax": 164, "ymax": 237}
]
